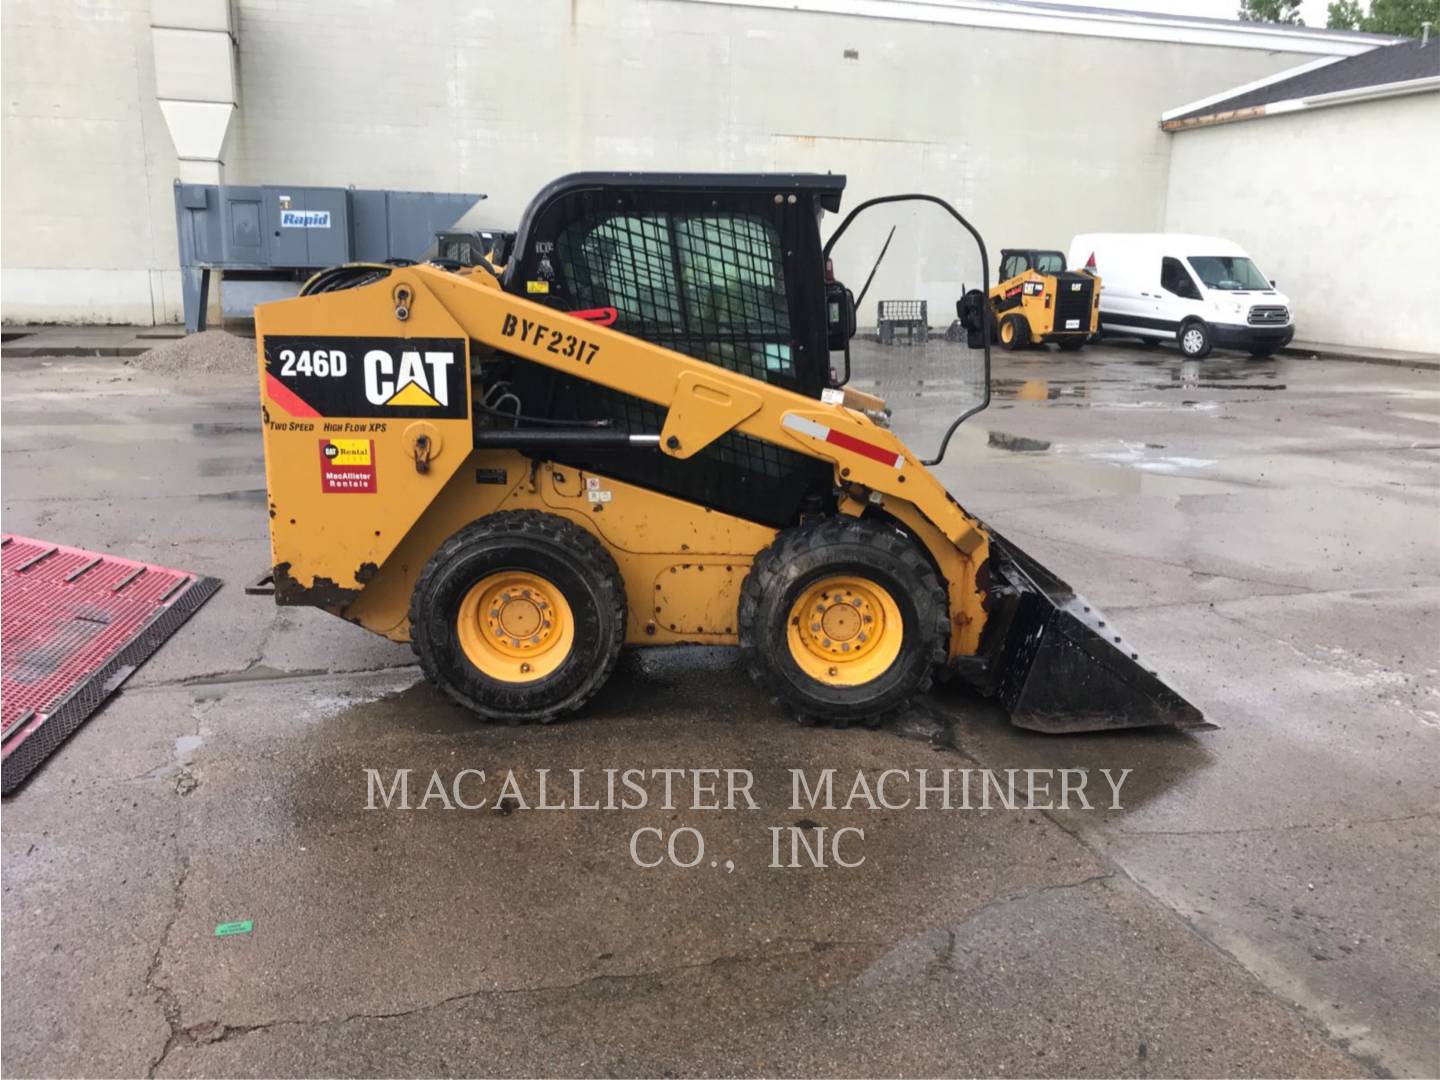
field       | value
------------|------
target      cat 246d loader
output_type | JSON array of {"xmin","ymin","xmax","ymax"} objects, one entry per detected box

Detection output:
[{"xmin": 255, "ymin": 173, "xmax": 1205, "ymax": 733}]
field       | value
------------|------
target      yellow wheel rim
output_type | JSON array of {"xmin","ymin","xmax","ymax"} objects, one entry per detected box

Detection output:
[
  {"xmin": 456, "ymin": 572, "xmax": 574, "ymax": 683},
  {"xmin": 1001, "ymin": 320, "xmax": 1015, "ymax": 344},
  {"xmin": 786, "ymin": 575, "xmax": 903, "ymax": 687}
]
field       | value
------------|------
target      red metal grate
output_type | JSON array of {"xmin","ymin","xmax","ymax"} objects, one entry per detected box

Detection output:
[{"xmin": 1, "ymin": 535, "xmax": 220, "ymax": 793}]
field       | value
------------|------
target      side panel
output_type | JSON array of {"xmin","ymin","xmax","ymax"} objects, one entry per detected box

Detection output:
[
  {"xmin": 256, "ymin": 287, "xmax": 474, "ymax": 612},
  {"xmin": 343, "ymin": 451, "xmax": 778, "ymax": 644}
]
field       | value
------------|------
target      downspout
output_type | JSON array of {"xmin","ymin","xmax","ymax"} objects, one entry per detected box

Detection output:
[{"xmin": 150, "ymin": 0, "xmax": 238, "ymax": 184}]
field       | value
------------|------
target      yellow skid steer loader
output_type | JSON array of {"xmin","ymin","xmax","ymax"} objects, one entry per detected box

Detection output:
[
  {"xmin": 959, "ymin": 248, "xmax": 1099, "ymax": 352},
  {"xmin": 255, "ymin": 173, "xmax": 1204, "ymax": 733}
]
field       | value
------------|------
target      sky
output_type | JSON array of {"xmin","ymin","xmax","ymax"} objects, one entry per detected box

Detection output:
[{"xmin": 1061, "ymin": 0, "xmax": 1339, "ymax": 28}]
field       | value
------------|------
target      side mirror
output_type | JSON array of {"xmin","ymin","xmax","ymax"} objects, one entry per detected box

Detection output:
[
  {"xmin": 1269, "ymin": 279, "xmax": 1277, "ymax": 288},
  {"xmin": 825, "ymin": 282, "xmax": 856, "ymax": 350}
]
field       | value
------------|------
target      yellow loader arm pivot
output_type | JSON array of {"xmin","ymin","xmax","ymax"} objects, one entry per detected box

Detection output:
[{"xmin": 257, "ymin": 172, "xmax": 1206, "ymax": 733}]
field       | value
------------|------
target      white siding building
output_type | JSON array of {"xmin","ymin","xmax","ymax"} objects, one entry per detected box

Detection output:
[
  {"xmin": 1162, "ymin": 39, "xmax": 1440, "ymax": 353},
  {"xmin": 0, "ymin": 0, "xmax": 1401, "ymax": 339}
]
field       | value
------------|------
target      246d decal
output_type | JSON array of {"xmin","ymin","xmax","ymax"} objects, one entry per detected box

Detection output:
[{"xmin": 264, "ymin": 336, "xmax": 468, "ymax": 419}]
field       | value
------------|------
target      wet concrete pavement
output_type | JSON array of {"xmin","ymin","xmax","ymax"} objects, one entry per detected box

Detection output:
[{"xmin": 1, "ymin": 341, "xmax": 1436, "ymax": 1077}]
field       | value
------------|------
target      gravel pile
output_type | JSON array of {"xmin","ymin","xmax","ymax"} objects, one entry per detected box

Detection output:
[{"xmin": 130, "ymin": 330, "xmax": 257, "ymax": 376}]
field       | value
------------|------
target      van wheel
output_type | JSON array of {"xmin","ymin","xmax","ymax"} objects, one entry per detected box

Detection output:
[
  {"xmin": 1179, "ymin": 320, "xmax": 1213, "ymax": 359},
  {"xmin": 999, "ymin": 315, "xmax": 1030, "ymax": 351}
]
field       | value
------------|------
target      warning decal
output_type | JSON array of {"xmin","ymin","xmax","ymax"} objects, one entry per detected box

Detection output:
[{"xmin": 319, "ymin": 438, "xmax": 377, "ymax": 493}]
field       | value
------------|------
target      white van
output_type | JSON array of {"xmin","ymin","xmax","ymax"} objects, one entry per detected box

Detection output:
[{"xmin": 1067, "ymin": 234, "xmax": 1294, "ymax": 359}]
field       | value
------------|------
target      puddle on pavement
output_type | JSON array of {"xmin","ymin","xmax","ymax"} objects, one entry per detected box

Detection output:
[
  {"xmin": 197, "ymin": 456, "xmax": 265, "ymax": 477},
  {"xmin": 988, "ymin": 431, "xmax": 1052, "ymax": 453},
  {"xmin": 197, "ymin": 488, "xmax": 267, "ymax": 504},
  {"xmin": 191, "ymin": 421, "xmax": 259, "ymax": 437}
]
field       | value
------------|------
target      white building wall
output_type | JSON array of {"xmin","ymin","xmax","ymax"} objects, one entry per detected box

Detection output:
[
  {"xmin": 1, "ymin": 0, "xmax": 189, "ymax": 324},
  {"xmin": 1163, "ymin": 92, "xmax": 1440, "ymax": 354},
  {"xmin": 2, "ymin": 0, "xmax": 1325, "ymax": 324}
]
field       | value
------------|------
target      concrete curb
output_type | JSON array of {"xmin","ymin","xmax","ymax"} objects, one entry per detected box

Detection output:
[
  {"xmin": 1281, "ymin": 344, "xmax": 1440, "ymax": 371},
  {"xmin": 1, "ymin": 345, "xmax": 149, "ymax": 358}
]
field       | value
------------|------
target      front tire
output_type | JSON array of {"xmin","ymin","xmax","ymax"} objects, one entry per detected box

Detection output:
[
  {"xmin": 1179, "ymin": 320, "xmax": 1213, "ymax": 359},
  {"xmin": 410, "ymin": 511, "xmax": 626, "ymax": 723},
  {"xmin": 999, "ymin": 314, "xmax": 1030, "ymax": 351},
  {"xmin": 738, "ymin": 517, "xmax": 947, "ymax": 726}
]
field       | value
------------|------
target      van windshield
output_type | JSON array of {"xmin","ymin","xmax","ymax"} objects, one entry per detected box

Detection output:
[{"xmin": 1187, "ymin": 255, "xmax": 1269, "ymax": 291}]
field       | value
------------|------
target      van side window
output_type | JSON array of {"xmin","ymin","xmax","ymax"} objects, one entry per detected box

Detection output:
[{"xmin": 1161, "ymin": 257, "xmax": 1199, "ymax": 300}]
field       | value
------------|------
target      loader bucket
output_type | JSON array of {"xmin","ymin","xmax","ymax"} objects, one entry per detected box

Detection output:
[{"xmin": 975, "ymin": 529, "xmax": 1211, "ymax": 734}]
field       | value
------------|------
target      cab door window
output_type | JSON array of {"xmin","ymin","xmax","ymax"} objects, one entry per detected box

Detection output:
[
  {"xmin": 1161, "ymin": 257, "xmax": 1200, "ymax": 300},
  {"xmin": 557, "ymin": 211, "xmax": 795, "ymax": 382}
]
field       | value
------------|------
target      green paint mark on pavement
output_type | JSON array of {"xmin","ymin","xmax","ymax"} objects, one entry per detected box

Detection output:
[{"xmin": 214, "ymin": 920, "xmax": 253, "ymax": 937}]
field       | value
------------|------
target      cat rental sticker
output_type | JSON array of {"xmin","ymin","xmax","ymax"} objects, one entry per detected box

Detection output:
[{"xmin": 319, "ymin": 438, "xmax": 377, "ymax": 493}]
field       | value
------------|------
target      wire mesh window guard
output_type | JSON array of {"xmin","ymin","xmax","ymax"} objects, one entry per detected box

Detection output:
[{"xmin": 557, "ymin": 213, "xmax": 794, "ymax": 381}]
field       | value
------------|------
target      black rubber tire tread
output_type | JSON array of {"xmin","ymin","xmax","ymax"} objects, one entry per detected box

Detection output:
[
  {"xmin": 410, "ymin": 511, "xmax": 626, "ymax": 724},
  {"xmin": 738, "ymin": 516, "xmax": 948, "ymax": 728},
  {"xmin": 1000, "ymin": 314, "xmax": 1030, "ymax": 351},
  {"xmin": 1057, "ymin": 338, "xmax": 1085, "ymax": 352}
]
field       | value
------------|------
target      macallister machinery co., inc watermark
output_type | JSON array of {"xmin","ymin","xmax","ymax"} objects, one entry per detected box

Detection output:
[{"xmin": 363, "ymin": 766, "xmax": 1133, "ymax": 871}]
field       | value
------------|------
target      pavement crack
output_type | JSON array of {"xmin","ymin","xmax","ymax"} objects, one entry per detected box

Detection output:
[
  {"xmin": 142, "ymin": 840, "xmax": 191, "ymax": 1079},
  {"xmin": 149, "ymin": 941, "xmax": 886, "ymax": 1052},
  {"xmin": 131, "ymin": 661, "xmax": 422, "ymax": 693},
  {"xmin": 1112, "ymin": 811, "xmax": 1439, "ymax": 838}
]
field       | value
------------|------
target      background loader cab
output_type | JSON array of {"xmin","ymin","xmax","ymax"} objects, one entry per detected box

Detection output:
[
  {"xmin": 1071, "ymin": 233, "xmax": 1295, "ymax": 359},
  {"xmin": 958, "ymin": 248, "xmax": 1099, "ymax": 352}
]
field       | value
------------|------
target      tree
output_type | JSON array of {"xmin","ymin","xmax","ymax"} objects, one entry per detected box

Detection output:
[
  {"xmin": 1327, "ymin": 0, "xmax": 1440, "ymax": 34},
  {"xmin": 1326, "ymin": 0, "xmax": 1365, "ymax": 26},
  {"xmin": 1238, "ymin": 0, "xmax": 1305, "ymax": 23}
]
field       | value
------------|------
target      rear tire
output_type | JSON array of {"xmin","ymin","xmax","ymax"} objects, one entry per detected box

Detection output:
[
  {"xmin": 999, "ymin": 315, "xmax": 1030, "ymax": 351},
  {"xmin": 410, "ymin": 511, "xmax": 626, "ymax": 723},
  {"xmin": 739, "ymin": 517, "xmax": 947, "ymax": 727},
  {"xmin": 1058, "ymin": 338, "xmax": 1085, "ymax": 352},
  {"xmin": 1179, "ymin": 319, "xmax": 1213, "ymax": 359}
]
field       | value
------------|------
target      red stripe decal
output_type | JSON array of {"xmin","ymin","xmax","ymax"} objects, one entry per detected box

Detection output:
[
  {"xmin": 824, "ymin": 428, "xmax": 902, "ymax": 468},
  {"xmin": 571, "ymin": 306, "xmax": 618, "ymax": 326},
  {"xmin": 265, "ymin": 373, "xmax": 320, "ymax": 418}
]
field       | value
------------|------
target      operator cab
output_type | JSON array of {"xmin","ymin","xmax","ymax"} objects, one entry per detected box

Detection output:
[
  {"xmin": 998, "ymin": 249, "xmax": 1067, "ymax": 281},
  {"xmin": 502, "ymin": 171, "xmax": 851, "ymax": 400},
  {"xmin": 492, "ymin": 172, "xmax": 855, "ymax": 527}
]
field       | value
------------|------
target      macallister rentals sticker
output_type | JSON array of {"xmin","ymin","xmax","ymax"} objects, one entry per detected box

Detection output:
[
  {"xmin": 281, "ymin": 210, "xmax": 331, "ymax": 228},
  {"xmin": 319, "ymin": 438, "xmax": 377, "ymax": 493}
]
